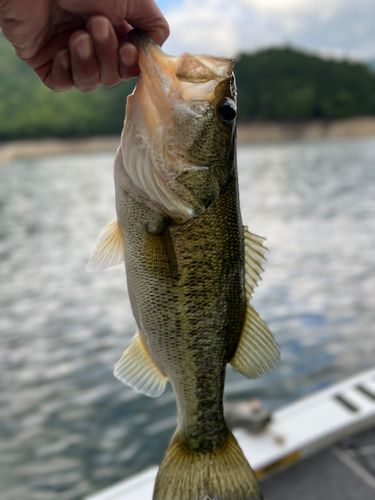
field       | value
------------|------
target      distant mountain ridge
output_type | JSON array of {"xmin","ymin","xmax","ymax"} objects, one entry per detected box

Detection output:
[
  {"xmin": 1, "ymin": 34, "xmax": 375, "ymax": 140},
  {"xmin": 0, "ymin": 34, "xmax": 135, "ymax": 140},
  {"xmin": 235, "ymin": 47, "xmax": 375, "ymax": 121}
]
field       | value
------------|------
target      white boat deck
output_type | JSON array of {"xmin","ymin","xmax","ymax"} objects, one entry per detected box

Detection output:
[{"xmin": 86, "ymin": 367, "xmax": 375, "ymax": 500}]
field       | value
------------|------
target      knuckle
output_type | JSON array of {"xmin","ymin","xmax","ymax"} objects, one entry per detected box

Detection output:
[
  {"xmin": 76, "ymin": 81, "xmax": 99, "ymax": 93},
  {"xmin": 72, "ymin": 70, "xmax": 100, "ymax": 93},
  {"xmin": 120, "ymin": 67, "xmax": 139, "ymax": 81},
  {"xmin": 69, "ymin": 30, "xmax": 89, "ymax": 45},
  {"xmin": 55, "ymin": 83, "xmax": 73, "ymax": 93},
  {"xmin": 44, "ymin": 76, "xmax": 73, "ymax": 93},
  {"xmin": 101, "ymin": 75, "xmax": 121, "ymax": 88}
]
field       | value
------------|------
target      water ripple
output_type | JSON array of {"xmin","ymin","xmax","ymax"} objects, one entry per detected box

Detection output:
[{"xmin": 1, "ymin": 138, "xmax": 375, "ymax": 498}]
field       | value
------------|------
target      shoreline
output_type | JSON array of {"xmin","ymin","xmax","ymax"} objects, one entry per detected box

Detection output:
[
  {"xmin": 0, "ymin": 136, "xmax": 120, "ymax": 163},
  {"xmin": 236, "ymin": 115, "xmax": 375, "ymax": 144},
  {"xmin": 1, "ymin": 116, "xmax": 375, "ymax": 163}
]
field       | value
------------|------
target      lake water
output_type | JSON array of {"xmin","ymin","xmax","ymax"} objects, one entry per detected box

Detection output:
[{"xmin": 1, "ymin": 136, "xmax": 375, "ymax": 499}]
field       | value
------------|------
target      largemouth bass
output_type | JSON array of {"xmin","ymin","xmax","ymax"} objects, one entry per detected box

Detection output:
[{"xmin": 87, "ymin": 29, "xmax": 279, "ymax": 500}]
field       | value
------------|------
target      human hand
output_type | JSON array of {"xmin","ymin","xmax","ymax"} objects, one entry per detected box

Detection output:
[{"xmin": 0, "ymin": 0, "xmax": 169, "ymax": 92}]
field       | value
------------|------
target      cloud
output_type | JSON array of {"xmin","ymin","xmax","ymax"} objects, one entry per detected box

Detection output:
[
  {"xmin": 162, "ymin": 1, "xmax": 242, "ymax": 57},
  {"xmin": 243, "ymin": 0, "xmax": 340, "ymax": 17},
  {"xmin": 162, "ymin": 0, "xmax": 286, "ymax": 57},
  {"xmin": 160, "ymin": 0, "xmax": 375, "ymax": 60}
]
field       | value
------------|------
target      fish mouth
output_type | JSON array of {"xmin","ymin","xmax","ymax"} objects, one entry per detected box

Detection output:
[{"xmin": 128, "ymin": 29, "xmax": 235, "ymax": 104}]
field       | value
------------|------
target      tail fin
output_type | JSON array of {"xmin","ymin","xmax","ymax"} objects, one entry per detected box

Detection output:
[{"xmin": 153, "ymin": 428, "xmax": 262, "ymax": 500}]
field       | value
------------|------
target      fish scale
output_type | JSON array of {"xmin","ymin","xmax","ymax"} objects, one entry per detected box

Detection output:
[{"xmin": 87, "ymin": 29, "xmax": 280, "ymax": 500}]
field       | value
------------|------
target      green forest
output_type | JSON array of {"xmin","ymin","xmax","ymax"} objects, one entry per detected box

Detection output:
[
  {"xmin": 236, "ymin": 49, "xmax": 375, "ymax": 121},
  {"xmin": 1, "ymin": 34, "xmax": 375, "ymax": 140},
  {"xmin": 0, "ymin": 35, "xmax": 135, "ymax": 140}
]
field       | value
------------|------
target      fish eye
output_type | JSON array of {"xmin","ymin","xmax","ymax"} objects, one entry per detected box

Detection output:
[{"xmin": 218, "ymin": 99, "xmax": 236, "ymax": 124}]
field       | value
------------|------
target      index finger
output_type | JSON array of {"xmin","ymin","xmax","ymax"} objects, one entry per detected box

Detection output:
[
  {"xmin": 59, "ymin": 0, "xmax": 169, "ymax": 47},
  {"xmin": 125, "ymin": 0, "xmax": 170, "ymax": 47}
]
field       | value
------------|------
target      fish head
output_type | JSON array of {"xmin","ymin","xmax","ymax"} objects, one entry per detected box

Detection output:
[{"xmin": 120, "ymin": 30, "xmax": 237, "ymax": 222}]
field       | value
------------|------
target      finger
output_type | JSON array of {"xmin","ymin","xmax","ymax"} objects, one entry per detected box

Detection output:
[
  {"xmin": 115, "ymin": 21, "xmax": 140, "ymax": 80},
  {"xmin": 114, "ymin": 19, "xmax": 133, "ymax": 42},
  {"xmin": 59, "ymin": 0, "xmax": 170, "ymax": 46},
  {"xmin": 119, "ymin": 42, "xmax": 139, "ymax": 80},
  {"xmin": 48, "ymin": 49, "xmax": 74, "ymax": 92},
  {"xmin": 87, "ymin": 16, "xmax": 121, "ymax": 88},
  {"xmin": 34, "ymin": 49, "xmax": 73, "ymax": 92},
  {"xmin": 126, "ymin": 0, "xmax": 170, "ymax": 47},
  {"xmin": 69, "ymin": 30, "xmax": 100, "ymax": 92}
]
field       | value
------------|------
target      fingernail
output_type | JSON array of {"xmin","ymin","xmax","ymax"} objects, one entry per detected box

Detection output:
[
  {"xmin": 120, "ymin": 44, "xmax": 137, "ymax": 67},
  {"xmin": 74, "ymin": 34, "xmax": 91, "ymax": 60},
  {"xmin": 88, "ymin": 17, "xmax": 109, "ymax": 42},
  {"xmin": 60, "ymin": 49, "xmax": 70, "ymax": 70}
]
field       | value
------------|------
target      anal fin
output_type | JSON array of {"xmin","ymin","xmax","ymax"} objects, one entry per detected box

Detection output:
[
  {"xmin": 114, "ymin": 332, "xmax": 167, "ymax": 397},
  {"xmin": 230, "ymin": 304, "xmax": 280, "ymax": 379}
]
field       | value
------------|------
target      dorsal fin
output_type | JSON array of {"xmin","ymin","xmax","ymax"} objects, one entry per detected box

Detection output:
[
  {"xmin": 86, "ymin": 220, "xmax": 124, "ymax": 272},
  {"xmin": 229, "ymin": 227, "xmax": 280, "ymax": 379},
  {"xmin": 243, "ymin": 226, "xmax": 267, "ymax": 297}
]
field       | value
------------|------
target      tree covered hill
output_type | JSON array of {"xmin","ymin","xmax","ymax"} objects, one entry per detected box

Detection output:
[
  {"xmin": 1, "ymin": 34, "xmax": 375, "ymax": 140},
  {"xmin": 235, "ymin": 48, "xmax": 375, "ymax": 121},
  {"xmin": 0, "ymin": 35, "xmax": 135, "ymax": 140}
]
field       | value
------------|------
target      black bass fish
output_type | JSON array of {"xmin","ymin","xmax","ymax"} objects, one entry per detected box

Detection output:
[{"xmin": 87, "ymin": 29, "xmax": 279, "ymax": 500}]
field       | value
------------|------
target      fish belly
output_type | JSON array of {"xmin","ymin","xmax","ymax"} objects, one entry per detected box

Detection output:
[{"xmin": 115, "ymin": 165, "xmax": 246, "ymax": 451}]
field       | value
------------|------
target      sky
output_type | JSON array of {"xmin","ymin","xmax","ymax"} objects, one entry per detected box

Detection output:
[{"xmin": 156, "ymin": 0, "xmax": 375, "ymax": 61}]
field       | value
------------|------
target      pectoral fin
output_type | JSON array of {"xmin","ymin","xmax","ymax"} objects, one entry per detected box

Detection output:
[
  {"xmin": 114, "ymin": 332, "xmax": 167, "ymax": 397},
  {"xmin": 86, "ymin": 220, "xmax": 124, "ymax": 272},
  {"xmin": 145, "ymin": 222, "xmax": 179, "ymax": 280},
  {"xmin": 160, "ymin": 227, "xmax": 179, "ymax": 280}
]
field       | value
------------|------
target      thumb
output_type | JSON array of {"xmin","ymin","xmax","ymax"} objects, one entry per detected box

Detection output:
[
  {"xmin": 58, "ymin": 0, "xmax": 169, "ymax": 45},
  {"xmin": 0, "ymin": 0, "xmax": 49, "ymax": 58}
]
